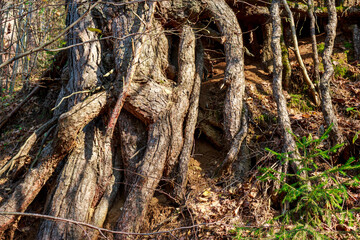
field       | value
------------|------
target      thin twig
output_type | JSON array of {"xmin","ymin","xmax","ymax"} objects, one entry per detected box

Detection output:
[
  {"xmin": 0, "ymin": 1, "xmax": 100, "ymax": 69},
  {"xmin": 0, "ymin": 212, "xmax": 218, "ymax": 236}
]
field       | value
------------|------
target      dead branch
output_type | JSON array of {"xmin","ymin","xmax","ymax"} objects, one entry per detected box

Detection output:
[
  {"xmin": 0, "ymin": 211, "xmax": 218, "ymax": 237},
  {"xmin": 0, "ymin": 1, "xmax": 100, "ymax": 70},
  {"xmin": 281, "ymin": 0, "xmax": 320, "ymax": 106}
]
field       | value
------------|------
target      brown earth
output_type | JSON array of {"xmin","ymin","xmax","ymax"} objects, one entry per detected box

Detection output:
[{"xmin": 0, "ymin": 34, "xmax": 360, "ymax": 239}]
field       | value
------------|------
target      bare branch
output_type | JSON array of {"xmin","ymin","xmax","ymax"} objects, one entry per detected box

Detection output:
[
  {"xmin": 0, "ymin": 1, "xmax": 100, "ymax": 70},
  {"xmin": 0, "ymin": 211, "xmax": 217, "ymax": 237}
]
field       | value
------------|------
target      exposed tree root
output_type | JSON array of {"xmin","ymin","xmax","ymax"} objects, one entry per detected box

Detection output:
[
  {"xmin": 271, "ymin": 0, "xmax": 302, "ymax": 173},
  {"xmin": 0, "ymin": 91, "xmax": 108, "ymax": 233},
  {"xmin": 204, "ymin": 0, "xmax": 246, "ymax": 146},
  {"xmin": 320, "ymin": 0, "xmax": 344, "ymax": 147},
  {"xmin": 216, "ymin": 104, "xmax": 249, "ymax": 176},
  {"xmin": 116, "ymin": 24, "xmax": 196, "ymax": 236},
  {"xmin": 174, "ymin": 40, "xmax": 204, "ymax": 199}
]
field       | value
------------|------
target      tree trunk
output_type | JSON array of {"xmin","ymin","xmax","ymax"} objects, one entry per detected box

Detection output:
[
  {"xmin": 281, "ymin": 31, "xmax": 291, "ymax": 90},
  {"xmin": 36, "ymin": 1, "xmax": 117, "ymax": 238},
  {"xmin": 320, "ymin": 0, "xmax": 344, "ymax": 146},
  {"xmin": 308, "ymin": 0, "xmax": 321, "ymax": 85},
  {"xmin": 261, "ymin": 21, "xmax": 274, "ymax": 74},
  {"xmin": 271, "ymin": 0, "xmax": 301, "ymax": 171},
  {"xmin": 353, "ymin": 24, "xmax": 360, "ymax": 61}
]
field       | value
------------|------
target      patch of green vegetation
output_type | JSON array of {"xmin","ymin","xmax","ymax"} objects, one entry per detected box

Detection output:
[
  {"xmin": 344, "ymin": 41, "xmax": 353, "ymax": 50},
  {"xmin": 336, "ymin": 5, "xmax": 344, "ymax": 12},
  {"xmin": 288, "ymin": 94, "xmax": 313, "ymax": 112},
  {"xmin": 316, "ymin": 6, "xmax": 328, "ymax": 13},
  {"xmin": 255, "ymin": 113, "xmax": 276, "ymax": 126},
  {"xmin": 346, "ymin": 107, "xmax": 360, "ymax": 120},
  {"xmin": 234, "ymin": 126, "xmax": 360, "ymax": 239},
  {"xmin": 317, "ymin": 43, "xmax": 325, "ymax": 55},
  {"xmin": 343, "ymin": 41, "xmax": 354, "ymax": 62},
  {"xmin": 334, "ymin": 64, "xmax": 349, "ymax": 78}
]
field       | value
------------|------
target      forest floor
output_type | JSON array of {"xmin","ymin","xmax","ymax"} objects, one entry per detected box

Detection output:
[{"xmin": 0, "ymin": 34, "xmax": 360, "ymax": 239}]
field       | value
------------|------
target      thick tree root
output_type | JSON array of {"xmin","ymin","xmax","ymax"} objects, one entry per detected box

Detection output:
[
  {"xmin": 37, "ymin": 118, "xmax": 119, "ymax": 240},
  {"xmin": 0, "ymin": 91, "xmax": 108, "ymax": 233},
  {"xmin": 204, "ymin": 0, "xmax": 246, "ymax": 145},
  {"xmin": 320, "ymin": 0, "xmax": 344, "ymax": 147},
  {"xmin": 115, "ymin": 25, "xmax": 196, "ymax": 236},
  {"xmin": 216, "ymin": 104, "xmax": 249, "ymax": 176},
  {"xmin": 174, "ymin": 40, "xmax": 204, "ymax": 199}
]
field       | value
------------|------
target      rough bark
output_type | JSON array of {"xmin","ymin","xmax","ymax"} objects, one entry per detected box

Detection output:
[
  {"xmin": 204, "ymin": 0, "xmax": 245, "ymax": 145},
  {"xmin": 320, "ymin": 0, "xmax": 344, "ymax": 146},
  {"xmin": 281, "ymin": 0, "xmax": 320, "ymax": 106},
  {"xmin": 53, "ymin": 0, "xmax": 102, "ymax": 116},
  {"xmin": 119, "ymin": 111, "xmax": 147, "ymax": 195},
  {"xmin": 353, "ymin": 24, "xmax": 360, "ymax": 61},
  {"xmin": 271, "ymin": 0, "xmax": 300, "ymax": 170},
  {"xmin": 37, "ymin": 118, "xmax": 118, "ymax": 240},
  {"xmin": 281, "ymin": 33, "xmax": 291, "ymax": 90},
  {"xmin": 216, "ymin": 103, "xmax": 249, "ymax": 176},
  {"xmin": 261, "ymin": 21, "xmax": 274, "ymax": 74},
  {"xmin": 0, "ymin": 92, "xmax": 108, "ymax": 233},
  {"xmin": 174, "ymin": 40, "xmax": 203, "ymax": 198},
  {"xmin": 36, "ymin": 2, "xmax": 116, "ymax": 238},
  {"xmin": 165, "ymin": 27, "xmax": 197, "ymax": 176},
  {"xmin": 115, "ymin": 25, "xmax": 196, "ymax": 236},
  {"xmin": 308, "ymin": 0, "xmax": 321, "ymax": 85}
]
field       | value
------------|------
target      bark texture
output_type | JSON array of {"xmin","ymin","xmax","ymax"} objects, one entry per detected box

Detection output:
[
  {"xmin": 353, "ymin": 24, "xmax": 360, "ymax": 61},
  {"xmin": 37, "ymin": 2, "xmax": 116, "ymax": 238},
  {"xmin": 271, "ymin": 0, "xmax": 300, "ymax": 168},
  {"xmin": 281, "ymin": 34, "xmax": 291, "ymax": 90},
  {"xmin": 174, "ymin": 40, "xmax": 203, "ymax": 198},
  {"xmin": 204, "ymin": 0, "xmax": 245, "ymax": 145},
  {"xmin": 308, "ymin": 0, "xmax": 321, "ymax": 85},
  {"xmin": 38, "ymin": 119, "xmax": 119, "ymax": 240},
  {"xmin": 0, "ymin": 92, "xmax": 108, "ymax": 233},
  {"xmin": 115, "ymin": 25, "xmax": 196, "ymax": 236},
  {"xmin": 261, "ymin": 21, "xmax": 274, "ymax": 74},
  {"xmin": 54, "ymin": 0, "xmax": 102, "ymax": 116},
  {"xmin": 320, "ymin": 0, "xmax": 344, "ymax": 146}
]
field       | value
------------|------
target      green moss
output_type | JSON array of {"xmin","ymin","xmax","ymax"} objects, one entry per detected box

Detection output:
[
  {"xmin": 317, "ymin": 43, "xmax": 325, "ymax": 55},
  {"xmin": 281, "ymin": 26, "xmax": 291, "ymax": 89},
  {"xmin": 336, "ymin": 5, "xmax": 344, "ymax": 12},
  {"xmin": 334, "ymin": 64, "xmax": 349, "ymax": 78},
  {"xmin": 288, "ymin": 94, "xmax": 314, "ymax": 112},
  {"xmin": 255, "ymin": 113, "xmax": 276, "ymax": 126}
]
